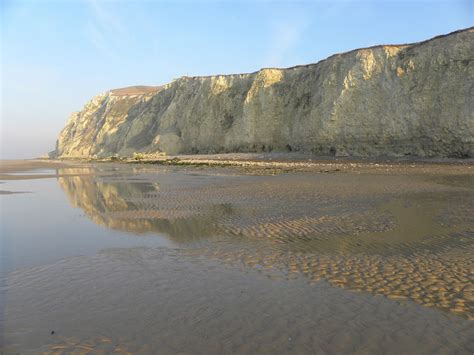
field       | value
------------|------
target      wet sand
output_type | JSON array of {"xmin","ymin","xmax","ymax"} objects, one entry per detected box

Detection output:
[{"xmin": 1, "ymin": 159, "xmax": 473, "ymax": 353}]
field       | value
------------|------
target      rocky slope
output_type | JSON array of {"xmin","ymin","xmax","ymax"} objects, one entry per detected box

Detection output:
[{"xmin": 53, "ymin": 28, "xmax": 474, "ymax": 158}]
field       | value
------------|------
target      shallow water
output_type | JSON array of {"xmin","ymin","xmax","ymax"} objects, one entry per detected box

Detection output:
[{"xmin": 1, "ymin": 162, "xmax": 473, "ymax": 353}]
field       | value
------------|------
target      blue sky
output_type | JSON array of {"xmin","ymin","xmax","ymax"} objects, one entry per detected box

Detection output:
[{"xmin": 1, "ymin": 0, "xmax": 472, "ymax": 159}]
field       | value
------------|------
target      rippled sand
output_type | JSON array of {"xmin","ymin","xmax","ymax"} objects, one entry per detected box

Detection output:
[
  {"xmin": 53, "ymin": 164, "xmax": 474, "ymax": 318},
  {"xmin": 4, "ymin": 249, "xmax": 474, "ymax": 354},
  {"xmin": 1, "ymin": 159, "xmax": 473, "ymax": 353}
]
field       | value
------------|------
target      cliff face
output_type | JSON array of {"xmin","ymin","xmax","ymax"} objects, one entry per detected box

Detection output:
[{"xmin": 53, "ymin": 28, "xmax": 474, "ymax": 158}]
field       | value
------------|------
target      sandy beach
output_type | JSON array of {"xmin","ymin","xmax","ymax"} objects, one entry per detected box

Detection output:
[{"xmin": 1, "ymin": 157, "xmax": 473, "ymax": 353}]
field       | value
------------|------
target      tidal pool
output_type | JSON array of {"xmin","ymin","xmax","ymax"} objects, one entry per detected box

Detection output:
[{"xmin": 1, "ymin": 160, "xmax": 473, "ymax": 354}]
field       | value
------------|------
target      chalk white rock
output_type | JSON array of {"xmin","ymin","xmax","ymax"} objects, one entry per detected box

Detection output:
[{"xmin": 52, "ymin": 28, "xmax": 474, "ymax": 159}]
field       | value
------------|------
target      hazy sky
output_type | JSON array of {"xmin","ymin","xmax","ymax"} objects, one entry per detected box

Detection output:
[{"xmin": 1, "ymin": 0, "xmax": 472, "ymax": 159}]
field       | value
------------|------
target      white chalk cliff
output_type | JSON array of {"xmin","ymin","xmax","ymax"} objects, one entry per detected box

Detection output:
[{"xmin": 53, "ymin": 28, "xmax": 474, "ymax": 158}]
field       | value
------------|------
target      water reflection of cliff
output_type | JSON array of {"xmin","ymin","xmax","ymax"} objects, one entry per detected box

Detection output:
[
  {"xmin": 56, "ymin": 167, "xmax": 474, "ymax": 253},
  {"xmin": 56, "ymin": 167, "xmax": 393, "ymax": 249},
  {"xmin": 57, "ymin": 168, "xmax": 232, "ymax": 242},
  {"xmin": 55, "ymin": 167, "xmax": 474, "ymax": 317}
]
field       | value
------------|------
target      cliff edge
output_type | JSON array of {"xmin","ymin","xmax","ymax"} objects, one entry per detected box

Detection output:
[{"xmin": 52, "ymin": 28, "xmax": 474, "ymax": 158}]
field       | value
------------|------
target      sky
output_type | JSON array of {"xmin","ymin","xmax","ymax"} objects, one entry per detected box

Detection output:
[{"xmin": 1, "ymin": 0, "xmax": 472, "ymax": 159}]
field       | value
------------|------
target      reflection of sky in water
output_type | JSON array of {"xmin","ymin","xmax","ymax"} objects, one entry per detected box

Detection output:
[
  {"xmin": 1, "ymin": 172, "xmax": 171, "ymax": 274},
  {"xmin": 3, "ymin": 169, "xmax": 58, "ymax": 176},
  {"xmin": 2, "ymin": 165, "xmax": 473, "ymax": 275}
]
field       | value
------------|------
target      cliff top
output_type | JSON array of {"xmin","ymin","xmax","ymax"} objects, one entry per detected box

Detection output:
[
  {"xmin": 106, "ymin": 27, "xmax": 473, "ymax": 91},
  {"xmin": 109, "ymin": 85, "xmax": 162, "ymax": 96},
  {"xmin": 183, "ymin": 26, "xmax": 474, "ymax": 80}
]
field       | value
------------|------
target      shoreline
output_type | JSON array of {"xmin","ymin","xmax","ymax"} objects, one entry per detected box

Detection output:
[{"xmin": 1, "ymin": 153, "xmax": 474, "ymax": 178}]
